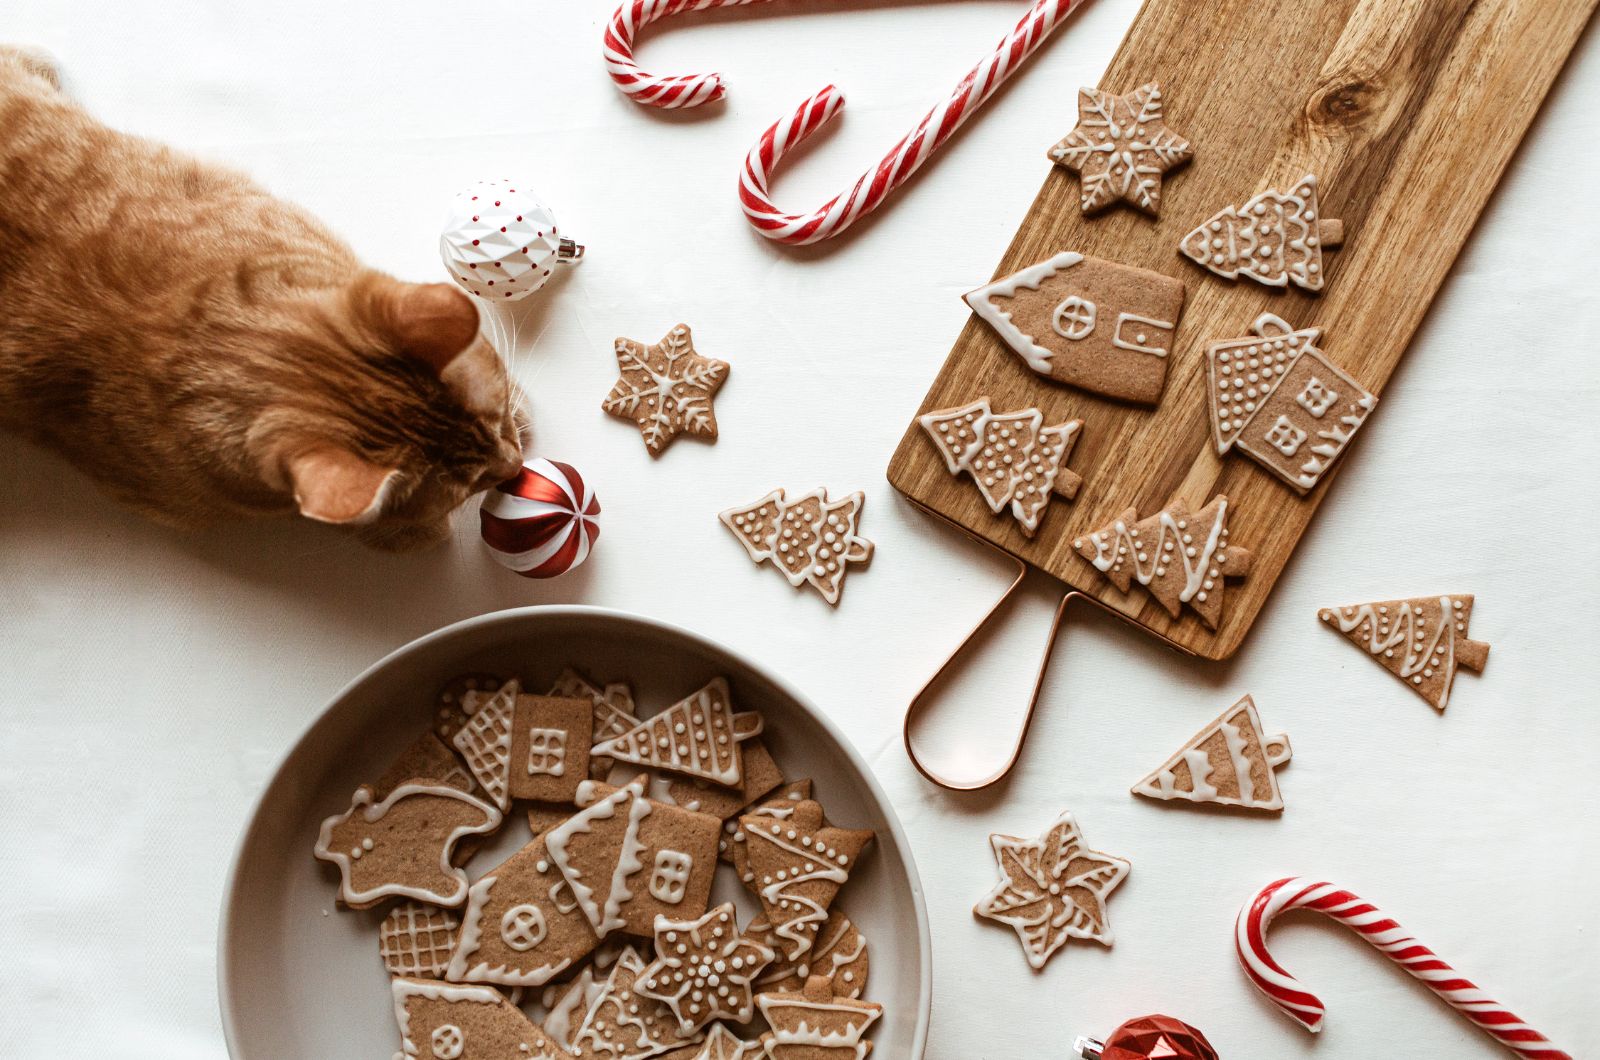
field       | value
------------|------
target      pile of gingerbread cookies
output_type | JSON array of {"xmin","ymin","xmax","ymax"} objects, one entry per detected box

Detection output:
[{"xmin": 314, "ymin": 671, "xmax": 879, "ymax": 1059}]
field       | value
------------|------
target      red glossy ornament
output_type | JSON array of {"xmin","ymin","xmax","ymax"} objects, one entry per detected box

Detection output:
[{"xmin": 1076, "ymin": 1014, "xmax": 1219, "ymax": 1060}]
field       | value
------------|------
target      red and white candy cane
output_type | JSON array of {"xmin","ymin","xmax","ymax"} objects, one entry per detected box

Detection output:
[
  {"xmin": 604, "ymin": 0, "xmax": 1090, "ymax": 244},
  {"xmin": 1237, "ymin": 878, "xmax": 1570, "ymax": 1059}
]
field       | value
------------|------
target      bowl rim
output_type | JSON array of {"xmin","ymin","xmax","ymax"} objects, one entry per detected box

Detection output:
[{"xmin": 217, "ymin": 603, "xmax": 932, "ymax": 1058}]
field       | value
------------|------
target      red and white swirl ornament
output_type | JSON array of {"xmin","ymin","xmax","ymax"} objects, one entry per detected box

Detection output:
[
  {"xmin": 1237, "ymin": 877, "xmax": 1570, "ymax": 1059},
  {"xmin": 479, "ymin": 459, "xmax": 600, "ymax": 579}
]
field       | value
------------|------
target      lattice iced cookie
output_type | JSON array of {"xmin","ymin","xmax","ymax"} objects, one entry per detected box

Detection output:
[
  {"xmin": 603, "ymin": 324, "xmax": 730, "ymax": 455},
  {"xmin": 591, "ymin": 677, "xmax": 763, "ymax": 788},
  {"xmin": 1320, "ymin": 594, "xmax": 1489, "ymax": 710},
  {"xmin": 919, "ymin": 398, "xmax": 1084, "ymax": 536},
  {"xmin": 1179, "ymin": 174, "xmax": 1344, "ymax": 292},
  {"xmin": 444, "ymin": 832, "xmax": 601, "ymax": 988},
  {"xmin": 739, "ymin": 802, "xmax": 874, "ymax": 963},
  {"xmin": 1204, "ymin": 314, "xmax": 1377, "ymax": 493},
  {"xmin": 433, "ymin": 673, "xmax": 504, "ymax": 745},
  {"xmin": 720, "ymin": 489, "xmax": 873, "ymax": 605},
  {"xmin": 756, "ymin": 975, "xmax": 882, "ymax": 1059},
  {"xmin": 974, "ymin": 810, "xmax": 1130, "ymax": 970},
  {"xmin": 1132, "ymin": 694, "xmax": 1291, "ymax": 812},
  {"xmin": 1073, "ymin": 494, "xmax": 1252, "ymax": 629},
  {"xmin": 1047, "ymin": 81, "xmax": 1193, "ymax": 216},
  {"xmin": 636, "ymin": 903, "xmax": 775, "ymax": 1033},
  {"xmin": 391, "ymin": 978, "xmax": 566, "ymax": 1059},
  {"xmin": 964, "ymin": 252, "xmax": 1185, "ymax": 404},
  {"xmin": 545, "ymin": 777, "xmax": 722, "ymax": 938},
  {"xmin": 314, "ymin": 782, "xmax": 501, "ymax": 909},
  {"xmin": 379, "ymin": 901, "xmax": 461, "ymax": 978}
]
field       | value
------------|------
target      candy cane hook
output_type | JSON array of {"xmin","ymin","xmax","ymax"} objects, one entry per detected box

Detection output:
[
  {"xmin": 603, "ymin": 0, "xmax": 1090, "ymax": 244},
  {"xmin": 1237, "ymin": 878, "xmax": 1571, "ymax": 1059}
]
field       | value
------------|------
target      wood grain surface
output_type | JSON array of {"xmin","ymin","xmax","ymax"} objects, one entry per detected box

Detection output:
[{"xmin": 887, "ymin": 0, "xmax": 1596, "ymax": 659}]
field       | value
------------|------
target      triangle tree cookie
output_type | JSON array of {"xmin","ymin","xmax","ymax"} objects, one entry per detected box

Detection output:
[
  {"xmin": 1320, "ymin": 594, "xmax": 1489, "ymax": 710},
  {"xmin": 1132, "ymin": 695, "xmax": 1291, "ymax": 812},
  {"xmin": 739, "ymin": 803, "xmax": 874, "ymax": 963},
  {"xmin": 1073, "ymin": 495, "xmax": 1252, "ymax": 629},
  {"xmin": 918, "ymin": 398, "xmax": 1084, "ymax": 537},
  {"xmin": 1179, "ymin": 174, "xmax": 1344, "ymax": 292},
  {"xmin": 590, "ymin": 677, "xmax": 762, "ymax": 788}
]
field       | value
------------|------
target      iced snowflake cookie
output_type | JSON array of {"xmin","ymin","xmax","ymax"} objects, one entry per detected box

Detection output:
[
  {"xmin": 1320, "ymin": 595, "xmax": 1489, "ymax": 710},
  {"xmin": 756, "ymin": 974, "xmax": 883, "ymax": 1059},
  {"xmin": 591, "ymin": 677, "xmax": 763, "ymax": 788},
  {"xmin": 1179, "ymin": 175, "xmax": 1344, "ymax": 292},
  {"xmin": 444, "ymin": 832, "xmax": 600, "ymax": 988},
  {"xmin": 1204, "ymin": 314, "xmax": 1377, "ymax": 493},
  {"xmin": 1073, "ymin": 495, "xmax": 1252, "ymax": 629},
  {"xmin": 314, "ymin": 782, "xmax": 502, "ymax": 909},
  {"xmin": 974, "ymin": 810, "xmax": 1130, "ymax": 970},
  {"xmin": 379, "ymin": 901, "xmax": 461, "ymax": 978},
  {"xmin": 546, "ymin": 777, "xmax": 722, "ymax": 938},
  {"xmin": 1048, "ymin": 81, "xmax": 1193, "ymax": 216},
  {"xmin": 919, "ymin": 398, "xmax": 1084, "ymax": 536},
  {"xmin": 391, "ymin": 978, "xmax": 566, "ymax": 1059},
  {"xmin": 965, "ymin": 252, "xmax": 1185, "ymax": 404},
  {"xmin": 453, "ymin": 687, "xmax": 593, "ymax": 809},
  {"xmin": 720, "ymin": 489, "xmax": 873, "ymax": 605},
  {"xmin": 636, "ymin": 903, "xmax": 775, "ymax": 1033},
  {"xmin": 603, "ymin": 324, "xmax": 730, "ymax": 455},
  {"xmin": 1132, "ymin": 694, "xmax": 1291, "ymax": 812},
  {"xmin": 740, "ymin": 803, "xmax": 874, "ymax": 963}
]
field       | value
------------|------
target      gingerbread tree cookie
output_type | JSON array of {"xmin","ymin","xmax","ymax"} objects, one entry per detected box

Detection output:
[
  {"xmin": 314, "ymin": 782, "xmax": 502, "ymax": 909},
  {"xmin": 591, "ymin": 678, "xmax": 763, "ymax": 788},
  {"xmin": 1320, "ymin": 595, "xmax": 1489, "ymax": 710},
  {"xmin": 752, "ymin": 910, "xmax": 869, "ymax": 999},
  {"xmin": 391, "ymin": 977, "xmax": 566, "ymax": 1059},
  {"xmin": 667, "ymin": 737, "xmax": 786, "ymax": 820},
  {"xmin": 725, "ymin": 794, "xmax": 823, "ymax": 893},
  {"xmin": 1204, "ymin": 314, "xmax": 1377, "ymax": 493},
  {"xmin": 444, "ymin": 832, "xmax": 600, "ymax": 988},
  {"xmin": 756, "ymin": 975, "xmax": 882, "ymax": 1059},
  {"xmin": 1180, "ymin": 175, "xmax": 1344, "ymax": 292},
  {"xmin": 740, "ymin": 803, "xmax": 874, "ymax": 962},
  {"xmin": 573, "ymin": 947, "xmax": 703, "ymax": 1059},
  {"xmin": 1133, "ymin": 695, "xmax": 1291, "ymax": 812},
  {"xmin": 545, "ymin": 777, "xmax": 721, "ymax": 938},
  {"xmin": 974, "ymin": 810, "xmax": 1130, "ymax": 970},
  {"xmin": 379, "ymin": 902, "xmax": 461, "ymax": 978},
  {"xmin": 603, "ymin": 324, "xmax": 730, "ymax": 455},
  {"xmin": 636, "ymin": 903, "xmax": 775, "ymax": 1033},
  {"xmin": 1048, "ymin": 81, "xmax": 1193, "ymax": 216},
  {"xmin": 720, "ymin": 489, "xmax": 873, "ymax": 605},
  {"xmin": 964, "ymin": 251, "xmax": 1185, "ymax": 404},
  {"xmin": 1073, "ymin": 495, "xmax": 1252, "ymax": 629},
  {"xmin": 918, "ymin": 399, "xmax": 1084, "ymax": 536}
]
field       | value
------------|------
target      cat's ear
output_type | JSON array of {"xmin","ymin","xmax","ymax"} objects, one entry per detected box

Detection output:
[
  {"xmin": 377, "ymin": 281, "xmax": 505, "ymax": 415},
  {"xmin": 287, "ymin": 448, "xmax": 399, "ymax": 525}
]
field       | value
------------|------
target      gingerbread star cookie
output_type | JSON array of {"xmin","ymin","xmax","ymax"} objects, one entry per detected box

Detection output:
[
  {"xmin": 1048, "ymin": 81, "xmax": 1193, "ymax": 216},
  {"xmin": 636, "ymin": 903, "xmax": 775, "ymax": 1033},
  {"xmin": 974, "ymin": 810, "xmax": 1130, "ymax": 970},
  {"xmin": 603, "ymin": 324, "xmax": 730, "ymax": 455}
]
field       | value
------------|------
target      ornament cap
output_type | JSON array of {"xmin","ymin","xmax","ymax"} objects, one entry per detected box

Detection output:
[
  {"xmin": 557, "ymin": 237, "xmax": 585, "ymax": 263},
  {"xmin": 1075, "ymin": 1034, "xmax": 1105, "ymax": 1058}
]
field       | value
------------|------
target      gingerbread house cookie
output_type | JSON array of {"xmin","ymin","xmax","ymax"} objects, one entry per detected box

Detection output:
[
  {"xmin": 391, "ymin": 977, "xmax": 566, "ymax": 1059},
  {"xmin": 454, "ymin": 689, "xmax": 593, "ymax": 808}
]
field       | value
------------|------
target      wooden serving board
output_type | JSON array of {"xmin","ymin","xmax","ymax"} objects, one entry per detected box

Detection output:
[{"xmin": 888, "ymin": 0, "xmax": 1595, "ymax": 660}]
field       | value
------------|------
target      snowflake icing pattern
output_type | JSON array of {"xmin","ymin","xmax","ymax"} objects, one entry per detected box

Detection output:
[
  {"xmin": 603, "ymin": 324, "xmax": 730, "ymax": 455},
  {"xmin": 1048, "ymin": 81, "xmax": 1192, "ymax": 215}
]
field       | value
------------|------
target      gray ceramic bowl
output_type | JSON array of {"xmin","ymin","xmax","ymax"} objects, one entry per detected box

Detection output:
[{"xmin": 219, "ymin": 605, "xmax": 930, "ymax": 1057}]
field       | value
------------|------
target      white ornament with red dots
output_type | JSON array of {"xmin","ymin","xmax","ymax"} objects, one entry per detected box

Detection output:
[{"xmin": 439, "ymin": 180, "xmax": 583, "ymax": 301}]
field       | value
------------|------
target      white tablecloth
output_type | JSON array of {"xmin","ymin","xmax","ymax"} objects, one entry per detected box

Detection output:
[{"xmin": 4, "ymin": 2, "xmax": 1597, "ymax": 1056}]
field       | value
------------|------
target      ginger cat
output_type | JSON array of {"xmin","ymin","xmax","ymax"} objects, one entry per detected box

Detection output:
[{"xmin": 0, "ymin": 47, "xmax": 525, "ymax": 550}]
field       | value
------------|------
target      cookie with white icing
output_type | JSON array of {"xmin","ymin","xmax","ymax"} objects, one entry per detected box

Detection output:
[
  {"xmin": 1048, "ymin": 81, "xmax": 1193, "ymax": 216},
  {"xmin": 740, "ymin": 803, "xmax": 874, "ymax": 963},
  {"xmin": 720, "ymin": 489, "xmax": 874, "ymax": 606},
  {"xmin": 752, "ymin": 909, "xmax": 870, "ymax": 999},
  {"xmin": 1132, "ymin": 694, "xmax": 1291, "ymax": 812},
  {"xmin": 1320, "ymin": 594, "xmax": 1489, "ymax": 710},
  {"xmin": 964, "ymin": 252, "xmax": 1185, "ymax": 404},
  {"xmin": 547, "ymin": 666, "xmax": 638, "ymax": 780},
  {"xmin": 756, "ymin": 974, "xmax": 882, "ymax": 1059},
  {"xmin": 918, "ymin": 398, "xmax": 1084, "ymax": 536},
  {"xmin": 378, "ymin": 901, "xmax": 460, "ymax": 978},
  {"xmin": 572, "ymin": 946, "xmax": 704, "ymax": 1058},
  {"xmin": 391, "ymin": 977, "xmax": 566, "ymax": 1059},
  {"xmin": 1179, "ymin": 174, "xmax": 1344, "ymax": 292}
]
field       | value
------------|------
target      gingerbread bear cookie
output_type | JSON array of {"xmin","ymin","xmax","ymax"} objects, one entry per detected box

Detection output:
[
  {"xmin": 1320, "ymin": 594, "xmax": 1489, "ymax": 710},
  {"xmin": 974, "ymin": 810, "xmax": 1130, "ymax": 970},
  {"xmin": 1048, "ymin": 82, "xmax": 1193, "ymax": 216},
  {"xmin": 965, "ymin": 252, "xmax": 1185, "ymax": 404},
  {"xmin": 1132, "ymin": 694, "xmax": 1291, "ymax": 812},
  {"xmin": 391, "ymin": 977, "xmax": 566, "ymax": 1059},
  {"xmin": 1179, "ymin": 174, "xmax": 1344, "ymax": 292},
  {"xmin": 636, "ymin": 903, "xmax": 775, "ymax": 1033},
  {"xmin": 1074, "ymin": 495, "xmax": 1251, "ymax": 628},
  {"xmin": 740, "ymin": 803, "xmax": 874, "ymax": 962},
  {"xmin": 591, "ymin": 678, "xmax": 763, "ymax": 788},
  {"xmin": 604, "ymin": 324, "xmax": 730, "ymax": 456},
  {"xmin": 545, "ymin": 777, "xmax": 722, "ymax": 938},
  {"xmin": 756, "ymin": 974, "xmax": 882, "ymax": 1059},
  {"xmin": 919, "ymin": 398, "xmax": 1084, "ymax": 536},
  {"xmin": 445, "ymin": 832, "xmax": 601, "ymax": 988},
  {"xmin": 314, "ymin": 782, "xmax": 501, "ymax": 909},
  {"xmin": 720, "ymin": 489, "xmax": 874, "ymax": 605}
]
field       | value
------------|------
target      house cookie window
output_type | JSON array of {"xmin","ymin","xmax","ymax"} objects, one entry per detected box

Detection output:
[
  {"xmin": 500, "ymin": 903, "xmax": 547, "ymax": 952},
  {"xmin": 1052, "ymin": 296, "xmax": 1097, "ymax": 340},
  {"xmin": 1296, "ymin": 376, "xmax": 1337, "ymax": 418},
  {"xmin": 1264, "ymin": 414, "xmax": 1308, "ymax": 456},
  {"xmin": 526, "ymin": 727, "xmax": 567, "ymax": 777},
  {"xmin": 649, "ymin": 849, "xmax": 694, "ymax": 904}
]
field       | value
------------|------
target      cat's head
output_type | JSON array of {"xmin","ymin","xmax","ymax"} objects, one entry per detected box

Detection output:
[{"xmin": 249, "ymin": 276, "xmax": 526, "ymax": 551}]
